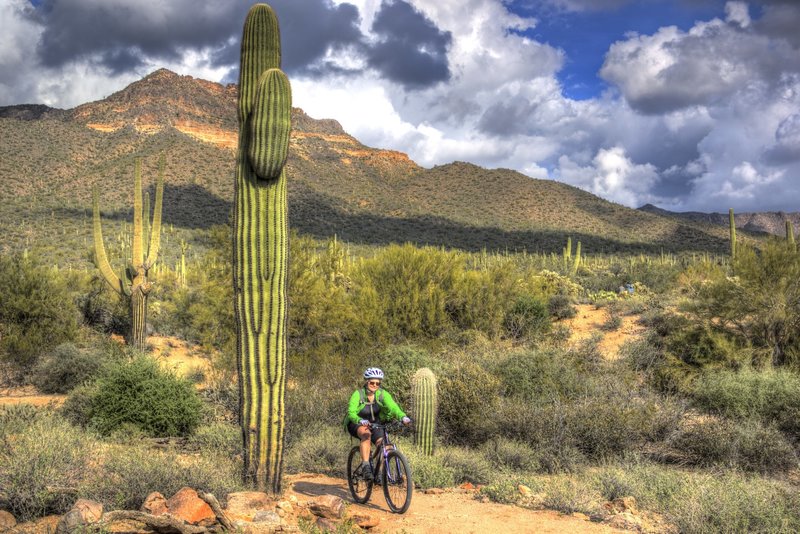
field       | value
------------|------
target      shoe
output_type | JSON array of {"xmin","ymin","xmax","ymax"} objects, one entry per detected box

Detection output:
[{"xmin": 361, "ymin": 462, "xmax": 373, "ymax": 481}]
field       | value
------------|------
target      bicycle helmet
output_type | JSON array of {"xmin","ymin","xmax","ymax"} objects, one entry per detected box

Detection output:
[{"xmin": 363, "ymin": 367, "xmax": 384, "ymax": 380}]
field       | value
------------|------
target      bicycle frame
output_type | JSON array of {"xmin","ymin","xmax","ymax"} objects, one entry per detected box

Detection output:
[{"xmin": 369, "ymin": 422, "xmax": 398, "ymax": 479}]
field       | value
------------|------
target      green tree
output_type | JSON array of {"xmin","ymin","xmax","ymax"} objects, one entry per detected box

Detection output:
[
  {"xmin": 0, "ymin": 253, "xmax": 78, "ymax": 366},
  {"xmin": 691, "ymin": 239, "xmax": 800, "ymax": 366}
]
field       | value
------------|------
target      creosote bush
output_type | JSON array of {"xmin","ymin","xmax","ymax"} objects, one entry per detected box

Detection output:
[
  {"xmin": 66, "ymin": 354, "xmax": 202, "ymax": 437},
  {"xmin": 30, "ymin": 342, "xmax": 106, "ymax": 394}
]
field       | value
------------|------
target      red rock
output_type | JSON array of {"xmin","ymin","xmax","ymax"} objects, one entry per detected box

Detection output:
[
  {"xmin": 348, "ymin": 512, "xmax": 380, "ymax": 529},
  {"xmin": 308, "ymin": 495, "xmax": 344, "ymax": 519},
  {"xmin": 165, "ymin": 487, "xmax": 216, "ymax": 526},
  {"xmin": 140, "ymin": 492, "xmax": 167, "ymax": 516}
]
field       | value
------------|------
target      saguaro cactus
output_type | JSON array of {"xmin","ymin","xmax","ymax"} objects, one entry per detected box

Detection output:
[
  {"xmin": 729, "ymin": 208, "xmax": 737, "ymax": 260},
  {"xmin": 233, "ymin": 3, "xmax": 291, "ymax": 493},
  {"xmin": 786, "ymin": 220, "xmax": 796, "ymax": 250},
  {"xmin": 412, "ymin": 368, "xmax": 438, "ymax": 456},
  {"xmin": 93, "ymin": 156, "xmax": 164, "ymax": 350}
]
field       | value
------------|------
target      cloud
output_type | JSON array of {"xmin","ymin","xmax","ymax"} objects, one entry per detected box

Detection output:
[{"xmin": 763, "ymin": 113, "xmax": 800, "ymax": 164}]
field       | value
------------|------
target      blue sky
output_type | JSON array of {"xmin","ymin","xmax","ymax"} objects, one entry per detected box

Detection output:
[{"xmin": 2, "ymin": 0, "xmax": 799, "ymax": 213}]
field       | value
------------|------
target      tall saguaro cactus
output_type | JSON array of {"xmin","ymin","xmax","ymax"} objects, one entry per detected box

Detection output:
[
  {"xmin": 93, "ymin": 156, "xmax": 164, "ymax": 350},
  {"xmin": 412, "ymin": 368, "xmax": 438, "ymax": 456},
  {"xmin": 233, "ymin": 3, "xmax": 292, "ymax": 493},
  {"xmin": 729, "ymin": 208, "xmax": 737, "ymax": 260},
  {"xmin": 786, "ymin": 220, "xmax": 796, "ymax": 251}
]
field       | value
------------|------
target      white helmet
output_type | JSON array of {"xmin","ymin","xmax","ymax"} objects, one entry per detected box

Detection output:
[{"xmin": 363, "ymin": 367, "xmax": 384, "ymax": 380}]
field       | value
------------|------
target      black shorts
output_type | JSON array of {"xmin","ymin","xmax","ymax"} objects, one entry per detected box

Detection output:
[{"xmin": 347, "ymin": 421, "xmax": 385, "ymax": 443}]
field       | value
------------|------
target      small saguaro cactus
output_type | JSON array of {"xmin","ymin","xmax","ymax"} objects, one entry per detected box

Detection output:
[
  {"xmin": 93, "ymin": 155, "xmax": 164, "ymax": 350},
  {"xmin": 729, "ymin": 208, "xmax": 737, "ymax": 260},
  {"xmin": 786, "ymin": 220, "xmax": 796, "ymax": 250},
  {"xmin": 233, "ymin": 3, "xmax": 292, "ymax": 493},
  {"xmin": 412, "ymin": 367, "xmax": 438, "ymax": 456}
]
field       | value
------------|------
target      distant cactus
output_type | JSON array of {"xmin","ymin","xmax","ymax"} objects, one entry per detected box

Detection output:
[
  {"xmin": 92, "ymin": 156, "xmax": 164, "ymax": 350},
  {"xmin": 412, "ymin": 367, "xmax": 438, "ymax": 456},
  {"xmin": 787, "ymin": 220, "xmax": 795, "ymax": 250},
  {"xmin": 729, "ymin": 208, "xmax": 736, "ymax": 260},
  {"xmin": 233, "ymin": 3, "xmax": 291, "ymax": 493}
]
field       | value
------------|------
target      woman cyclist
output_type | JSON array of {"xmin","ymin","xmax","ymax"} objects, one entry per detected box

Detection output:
[{"xmin": 345, "ymin": 367, "xmax": 411, "ymax": 480}]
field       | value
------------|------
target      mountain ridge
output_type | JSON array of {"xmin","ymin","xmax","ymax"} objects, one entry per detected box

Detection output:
[{"xmin": 0, "ymin": 68, "xmax": 785, "ymax": 266}]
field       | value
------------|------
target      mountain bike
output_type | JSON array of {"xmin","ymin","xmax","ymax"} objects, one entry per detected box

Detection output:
[{"xmin": 346, "ymin": 421, "xmax": 413, "ymax": 513}]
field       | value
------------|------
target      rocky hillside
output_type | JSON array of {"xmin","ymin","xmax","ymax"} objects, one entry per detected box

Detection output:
[
  {"xmin": 639, "ymin": 204, "xmax": 799, "ymax": 238},
  {"xmin": 0, "ymin": 68, "xmax": 765, "ymax": 266}
]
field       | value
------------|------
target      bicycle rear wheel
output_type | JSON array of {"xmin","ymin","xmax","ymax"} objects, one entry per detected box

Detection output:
[
  {"xmin": 382, "ymin": 450, "xmax": 412, "ymax": 513},
  {"xmin": 347, "ymin": 446, "xmax": 373, "ymax": 504}
]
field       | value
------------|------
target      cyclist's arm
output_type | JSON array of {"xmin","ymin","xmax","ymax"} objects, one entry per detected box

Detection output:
[
  {"xmin": 347, "ymin": 389, "xmax": 364, "ymax": 425},
  {"xmin": 380, "ymin": 390, "xmax": 407, "ymax": 421}
]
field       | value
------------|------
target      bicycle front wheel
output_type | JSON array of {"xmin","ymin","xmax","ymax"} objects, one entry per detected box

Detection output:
[
  {"xmin": 382, "ymin": 450, "xmax": 412, "ymax": 513},
  {"xmin": 347, "ymin": 446, "xmax": 373, "ymax": 504}
]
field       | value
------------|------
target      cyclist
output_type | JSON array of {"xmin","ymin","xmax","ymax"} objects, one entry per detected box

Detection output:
[{"xmin": 345, "ymin": 367, "xmax": 411, "ymax": 480}]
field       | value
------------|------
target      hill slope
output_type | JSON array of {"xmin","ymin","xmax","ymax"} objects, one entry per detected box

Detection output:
[{"xmin": 0, "ymin": 68, "xmax": 752, "ymax": 266}]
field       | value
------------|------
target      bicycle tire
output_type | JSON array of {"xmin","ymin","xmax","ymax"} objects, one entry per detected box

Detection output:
[
  {"xmin": 382, "ymin": 450, "xmax": 412, "ymax": 513},
  {"xmin": 347, "ymin": 446, "xmax": 373, "ymax": 504}
]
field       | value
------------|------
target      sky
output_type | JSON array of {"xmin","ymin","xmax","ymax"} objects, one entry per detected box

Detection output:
[{"xmin": 2, "ymin": 0, "xmax": 800, "ymax": 213}]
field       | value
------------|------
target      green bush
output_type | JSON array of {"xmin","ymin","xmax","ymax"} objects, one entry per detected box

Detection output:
[
  {"xmin": 0, "ymin": 404, "xmax": 41, "ymax": 436},
  {"xmin": 0, "ymin": 414, "xmax": 93, "ymax": 521},
  {"xmin": 547, "ymin": 293, "xmax": 576, "ymax": 320},
  {"xmin": 440, "ymin": 446, "xmax": 495, "ymax": 485},
  {"xmin": 86, "ymin": 443, "xmax": 242, "ymax": 511},
  {"xmin": 692, "ymin": 367, "xmax": 800, "ymax": 439},
  {"xmin": 189, "ymin": 422, "xmax": 240, "ymax": 458},
  {"xmin": 69, "ymin": 355, "xmax": 203, "ymax": 437},
  {"xmin": 285, "ymin": 380, "xmax": 349, "ymax": 446},
  {"xmin": 449, "ymin": 264, "xmax": 517, "ymax": 338},
  {"xmin": 669, "ymin": 418, "xmax": 798, "ymax": 474},
  {"xmin": 30, "ymin": 342, "xmax": 105, "ymax": 394},
  {"xmin": 284, "ymin": 424, "xmax": 349, "ymax": 477},
  {"xmin": 0, "ymin": 253, "xmax": 79, "ymax": 367},
  {"xmin": 403, "ymin": 447, "xmax": 455, "ymax": 489},
  {"xmin": 438, "ymin": 361, "xmax": 499, "ymax": 446},
  {"xmin": 481, "ymin": 437, "xmax": 540, "ymax": 472},
  {"xmin": 504, "ymin": 295, "xmax": 551, "ymax": 340},
  {"xmin": 495, "ymin": 348, "xmax": 581, "ymax": 401},
  {"xmin": 374, "ymin": 345, "xmax": 439, "ymax": 408}
]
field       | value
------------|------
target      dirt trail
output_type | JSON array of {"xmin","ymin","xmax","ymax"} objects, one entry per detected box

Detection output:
[
  {"xmin": 285, "ymin": 473, "xmax": 628, "ymax": 534},
  {"xmin": 566, "ymin": 304, "xmax": 644, "ymax": 359}
]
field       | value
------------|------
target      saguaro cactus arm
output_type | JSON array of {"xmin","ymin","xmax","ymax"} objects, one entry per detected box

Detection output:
[
  {"xmin": 248, "ymin": 69, "xmax": 291, "ymax": 180},
  {"xmin": 92, "ymin": 186, "xmax": 128, "ymax": 296},
  {"xmin": 145, "ymin": 154, "xmax": 165, "ymax": 269}
]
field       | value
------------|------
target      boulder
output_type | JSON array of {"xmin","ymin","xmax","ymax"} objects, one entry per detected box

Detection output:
[
  {"xmin": 8, "ymin": 516, "xmax": 60, "ymax": 534},
  {"xmin": 314, "ymin": 517, "xmax": 338, "ymax": 532},
  {"xmin": 252, "ymin": 510, "xmax": 281, "ymax": 525},
  {"xmin": 141, "ymin": 492, "xmax": 168, "ymax": 516},
  {"xmin": 56, "ymin": 499, "xmax": 103, "ymax": 533},
  {"xmin": 225, "ymin": 491, "xmax": 273, "ymax": 522},
  {"xmin": 0, "ymin": 510, "xmax": 16, "ymax": 531},
  {"xmin": 165, "ymin": 487, "xmax": 216, "ymax": 526},
  {"xmin": 308, "ymin": 495, "xmax": 344, "ymax": 520},
  {"xmin": 348, "ymin": 512, "xmax": 380, "ymax": 529}
]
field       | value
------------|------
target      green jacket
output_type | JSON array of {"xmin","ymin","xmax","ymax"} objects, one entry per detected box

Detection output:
[{"xmin": 345, "ymin": 387, "xmax": 407, "ymax": 428}]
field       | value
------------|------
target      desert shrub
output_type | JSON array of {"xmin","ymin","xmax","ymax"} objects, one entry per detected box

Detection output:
[
  {"xmin": 79, "ymin": 276, "xmax": 129, "ymax": 336},
  {"xmin": 0, "ymin": 403, "xmax": 41, "ymax": 436},
  {"xmin": 540, "ymin": 476, "xmax": 598, "ymax": 515},
  {"xmin": 438, "ymin": 361, "xmax": 500, "ymax": 446},
  {"xmin": 403, "ymin": 447, "xmax": 455, "ymax": 489},
  {"xmin": 449, "ymin": 264, "xmax": 517, "ymax": 338},
  {"xmin": 69, "ymin": 355, "xmax": 203, "ymax": 437},
  {"xmin": 481, "ymin": 437, "xmax": 539, "ymax": 472},
  {"xmin": 353, "ymin": 244, "xmax": 461, "ymax": 339},
  {"xmin": 190, "ymin": 422, "xmax": 240, "ymax": 458},
  {"xmin": 439, "ymin": 446, "xmax": 495, "ymax": 485},
  {"xmin": 692, "ymin": 367, "xmax": 800, "ymax": 439},
  {"xmin": 285, "ymin": 380, "xmax": 349, "ymax": 447},
  {"xmin": 30, "ymin": 342, "xmax": 106, "ymax": 394},
  {"xmin": 479, "ymin": 477, "xmax": 541, "ymax": 505},
  {"xmin": 547, "ymin": 293, "xmax": 576, "ymax": 320},
  {"xmin": 0, "ymin": 253, "xmax": 79, "ymax": 367},
  {"xmin": 284, "ymin": 424, "xmax": 349, "ymax": 477},
  {"xmin": 668, "ymin": 418, "xmax": 798, "ymax": 474},
  {"xmin": 374, "ymin": 345, "xmax": 440, "ymax": 408},
  {"xmin": 503, "ymin": 295, "xmax": 551, "ymax": 341},
  {"xmin": 86, "ymin": 443, "xmax": 242, "ymax": 511},
  {"xmin": 495, "ymin": 348, "xmax": 581, "ymax": 401},
  {"xmin": 666, "ymin": 325, "xmax": 748, "ymax": 369},
  {"xmin": 0, "ymin": 414, "xmax": 93, "ymax": 521}
]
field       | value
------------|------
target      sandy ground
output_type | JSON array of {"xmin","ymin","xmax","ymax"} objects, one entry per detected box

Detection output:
[
  {"xmin": 566, "ymin": 304, "xmax": 645, "ymax": 359},
  {"xmin": 286, "ymin": 473, "xmax": 629, "ymax": 534}
]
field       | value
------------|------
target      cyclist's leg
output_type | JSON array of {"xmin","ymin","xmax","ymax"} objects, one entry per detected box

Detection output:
[{"xmin": 356, "ymin": 425, "xmax": 372, "ymax": 462}]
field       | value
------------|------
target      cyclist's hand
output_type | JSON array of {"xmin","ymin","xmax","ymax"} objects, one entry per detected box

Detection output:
[
  {"xmin": 402, "ymin": 416, "xmax": 412, "ymax": 426},
  {"xmin": 358, "ymin": 419, "xmax": 370, "ymax": 427}
]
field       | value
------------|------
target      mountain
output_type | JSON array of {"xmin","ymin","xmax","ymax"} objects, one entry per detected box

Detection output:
[
  {"xmin": 0, "ymin": 68, "xmax": 754, "ymax": 267},
  {"xmin": 638, "ymin": 204, "xmax": 799, "ymax": 238}
]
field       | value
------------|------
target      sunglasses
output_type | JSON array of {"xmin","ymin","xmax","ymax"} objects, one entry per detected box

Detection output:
[{"xmin": 367, "ymin": 380, "xmax": 382, "ymax": 386}]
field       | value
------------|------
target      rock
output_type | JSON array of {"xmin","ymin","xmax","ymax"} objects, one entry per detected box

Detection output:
[
  {"xmin": 140, "ymin": 492, "xmax": 168, "ymax": 516},
  {"xmin": 0, "ymin": 510, "xmax": 16, "ymax": 531},
  {"xmin": 459, "ymin": 482, "xmax": 475, "ymax": 491},
  {"xmin": 9, "ymin": 516, "xmax": 60, "ymax": 534},
  {"xmin": 609, "ymin": 511, "xmax": 644, "ymax": 531},
  {"xmin": 571, "ymin": 512, "xmax": 590, "ymax": 522},
  {"xmin": 423, "ymin": 488, "xmax": 445, "ymax": 495},
  {"xmin": 165, "ymin": 487, "xmax": 216, "ymax": 526},
  {"xmin": 56, "ymin": 499, "xmax": 104, "ymax": 533},
  {"xmin": 225, "ymin": 491, "xmax": 273, "ymax": 522},
  {"xmin": 287, "ymin": 495, "xmax": 298, "ymax": 504},
  {"xmin": 604, "ymin": 496, "xmax": 638, "ymax": 515},
  {"xmin": 308, "ymin": 495, "xmax": 344, "ymax": 520},
  {"xmin": 276, "ymin": 501, "xmax": 293, "ymax": 514},
  {"xmin": 518, "ymin": 484, "xmax": 532, "ymax": 497},
  {"xmin": 348, "ymin": 512, "xmax": 380, "ymax": 529},
  {"xmin": 253, "ymin": 510, "xmax": 281, "ymax": 525}
]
